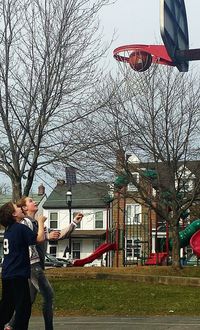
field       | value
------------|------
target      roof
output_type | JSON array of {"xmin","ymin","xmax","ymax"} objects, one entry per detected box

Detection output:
[
  {"xmin": 142, "ymin": 160, "xmax": 200, "ymax": 189},
  {"xmin": 71, "ymin": 230, "xmax": 106, "ymax": 238},
  {"xmin": 0, "ymin": 229, "xmax": 107, "ymax": 240},
  {"xmin": 43, "ymin": 182, "xmax": 112, "ymax": 209},
  {"xmin": 0, "ymin": 193, "xmax": 46, "ymax": 232},
  {"xmin": 0, "ymin": 193, "xmax": 46, "ymax": 207},
  {"xmin": 0, "ymin": 195, "xmax": 12, "ymax": 206}
]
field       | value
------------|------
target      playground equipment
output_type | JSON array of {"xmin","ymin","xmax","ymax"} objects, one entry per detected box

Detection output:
[
  {"xmin": 145, "ymin": 219, "xmax": 200, "ymax": 265},
  {"xmin": 190, "ymin": 229, "xmax": 200, "ymax": 257},
  {"xmin": 145, "ymin": 252, "xmax": 168, "ymax": 266},
  {"xmin": 71, "ymin": 220, "xmax": 200, "ymax": 266},
  {"xmin": 180, "ymin": 219, "xmax": 200, "ymax": 248},
  {"xmin": 73, "ymin": 242, "xmax": 116, "ymax": 267}
]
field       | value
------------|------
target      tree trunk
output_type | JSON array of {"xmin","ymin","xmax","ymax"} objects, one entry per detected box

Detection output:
[
  {"xmin": 23, "ymin": 172, "xmax": 35, "ymax": 197},
  {"xmin": 171, "ymin": 223, "xmax": 181, "ymax": 268},
  {"xmin": 12, "ymin": 179, "xmax": 22, "ymax": 201}
]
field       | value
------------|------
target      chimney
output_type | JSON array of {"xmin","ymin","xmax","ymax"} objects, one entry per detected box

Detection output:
[
  {"xmin": 65, "ymin": 167, "xmax": 77, "ymax": 186},
  {"xmin": 38, "ymin": 183, "xmax": 45, "ymax": 195},
  {"xmin": 116, "ymin": 149, "xmax": 125, "ymax": 173},
  {"xmin": 57, "ymin": 179, "xmax": 65, "ymax": 186}
]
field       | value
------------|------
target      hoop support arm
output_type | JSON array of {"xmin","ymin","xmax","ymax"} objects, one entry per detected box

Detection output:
[{"xmin": 176, "ymin": 48, "xmax": 200, "ymax": 61}]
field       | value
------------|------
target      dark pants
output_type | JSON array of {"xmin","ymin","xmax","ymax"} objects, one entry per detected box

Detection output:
[
  {"xmin": 0, "ymin": 277, "xmax": 31, "ymax": 330},
  {"xmin": 8, "ymin": 263, "xmax": 54, "ymax": 330}
]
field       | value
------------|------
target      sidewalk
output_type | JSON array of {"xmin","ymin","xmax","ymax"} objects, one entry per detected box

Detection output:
[{"xmin": 29, "ymin": 316, "xmax": 200, "ymax": 330}]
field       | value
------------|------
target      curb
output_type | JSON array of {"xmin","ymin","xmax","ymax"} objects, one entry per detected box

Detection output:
[{"xmin": 47, "ymin": 271, "xmax": 200, "ymax": 287}]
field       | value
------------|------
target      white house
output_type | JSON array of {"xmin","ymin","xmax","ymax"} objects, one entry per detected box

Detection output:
[{"xmin": 43, "ymin": 180, "xmax": 114, "ymax": 267}]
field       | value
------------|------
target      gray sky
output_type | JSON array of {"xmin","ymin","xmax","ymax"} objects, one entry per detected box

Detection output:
[{"xmin": 100, "ymin": 0, "xmax": 200, "ymax": 70}]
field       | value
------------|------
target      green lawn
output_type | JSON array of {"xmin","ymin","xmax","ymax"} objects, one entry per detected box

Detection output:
[
  {"xmin": 1, "ymin": 266, "xmax": 200, "ymax": 316},
  {"xmin": 32, "ymin": 278, "xmax": 200, "ymax": 316}
]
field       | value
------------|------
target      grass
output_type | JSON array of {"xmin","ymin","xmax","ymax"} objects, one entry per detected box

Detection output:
[{"xmin": 29, "ymin": 266, "xmax": 200, "ymax": 316}]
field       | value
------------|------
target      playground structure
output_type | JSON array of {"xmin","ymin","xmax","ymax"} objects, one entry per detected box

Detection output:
[
  {"xmin": 67, "ymin": 186, "xmax": 200, "ymax": 267},
  {"xmin": 102, "ymin": 166, "xmax": 200, "ymax": 267},
  {"xmin": 145, "ymin": 219, "xmax": 200, "ymax": 265},
  {"xmin": 187, "ymin": 225, "xmax": 200, "ymax": 257},
  {"xmin": 73, "ymin": 243, "xmax": 116, "ymax": 267},
  {"xmin": 71, "ymin": 213, "xmax": 200, "ymax": 267},
  {"xmin": 69, "ymin": 170, "xmax": 200, "ymax": 267}
]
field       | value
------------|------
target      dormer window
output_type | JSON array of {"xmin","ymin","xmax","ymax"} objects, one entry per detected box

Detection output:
[
  {"xmin": 176, "ymin": 166, "xmax": 195, "ymax": 193},
  {"xmin": 126, "ymin": 204, "xmax": 141, "ymax": 224},
  {"xmin": 127, "ymin": 172, "xmax": 139, "ymax": 192}
]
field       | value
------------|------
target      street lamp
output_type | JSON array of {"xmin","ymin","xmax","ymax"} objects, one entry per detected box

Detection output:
[{"xmin": 66, "ymin": 189, "xmax": 72, "ymax": 259}]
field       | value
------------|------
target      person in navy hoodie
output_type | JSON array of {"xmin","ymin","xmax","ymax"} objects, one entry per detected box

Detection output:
[{"xmin": 0, "ymin": 201, "xmax": 46, "ymax": 330}]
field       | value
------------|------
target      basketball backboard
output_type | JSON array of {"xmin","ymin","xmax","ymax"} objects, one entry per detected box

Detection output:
[{"xmin": 160, "ymin": 0, "xmax": 189, "ymax": 72}]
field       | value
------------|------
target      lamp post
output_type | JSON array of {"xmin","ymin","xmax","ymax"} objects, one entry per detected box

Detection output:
[
  {"xmin": 66, "ymin": 189, "xmax": 72, "ymax": 260},
  {"xmin": 135, "ymin": 214, "xmax": 140, "ymax": 266}
]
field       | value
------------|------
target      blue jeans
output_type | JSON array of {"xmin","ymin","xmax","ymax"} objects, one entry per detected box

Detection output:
[{"xmin": 30, "ymin": 263, "xmax": 54, "ymax": 330}]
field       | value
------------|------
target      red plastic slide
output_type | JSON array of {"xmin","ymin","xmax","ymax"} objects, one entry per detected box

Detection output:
[
  {"xmin": 73, "ymin": 242, "xmax": 116, "ymax": 267},
  {"xmin": 190, "ymin": 230, "xmax": 200, "ymax": 257}
]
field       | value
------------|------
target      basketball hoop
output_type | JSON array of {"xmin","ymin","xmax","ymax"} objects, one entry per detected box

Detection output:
[
  {"xmin": 113, "ymin": 1, "xmax": 200, "ymax": 74},
  {"xmin": 113, "ymin": 44, "xmax": 174, "ymax": 72}
]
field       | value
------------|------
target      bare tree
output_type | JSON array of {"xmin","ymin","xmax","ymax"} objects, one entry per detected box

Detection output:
[
  {"xmin": 80, "ymin": 65, "xmax": 200, "ymax": 267},
  {"xmin": 0, "ymin": 0, "xmax": 114, "ymax": 200}
]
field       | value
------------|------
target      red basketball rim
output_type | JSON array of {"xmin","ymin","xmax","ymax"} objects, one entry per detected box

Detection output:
[{"xmin": 113, "ymin": 44, "xmax": 174, "ymax": 66}]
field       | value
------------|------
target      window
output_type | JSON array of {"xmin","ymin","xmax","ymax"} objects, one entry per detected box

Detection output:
[
  {"xmin": 126, "ymin": 204, "xmax": 141, "ymax": 224},
  {"xmin": 73, "ymin": 212, "xmax": 80, "ymax": 228},
  {"xmin": 126, "ymin": 238, "xmax": 141, "ymax": 260},
  {"xmin": 133, "ymin": 238, "xmax": 141, "ymax": 258},
  {"xmin": 179, "ymin": 177, "xmax": 194, "ymax": 192},
  {"xmin": 126, "ymin": 239, "xmax": 133, "ymax": 258},
  {"xmin": 95, "ymin": 211, "xmax": 103, "ymax": 228},
  {"xmin": 176, "ymin": 166, "xmax": 195, "ymax": 193},
  {"xmin": 49, "ymin": 246, "xmax": 57, "ymax": 257},
  {"xmin": 127, "ymin": 172, "xmax": 139, "ymax": 192},
  {"xmin": 72, "ymin": 241, "xmax": 80, "ymax": 259},
  {"xmin": 49, "ymin": 212, "xmax": 58, "ymax": 229}
]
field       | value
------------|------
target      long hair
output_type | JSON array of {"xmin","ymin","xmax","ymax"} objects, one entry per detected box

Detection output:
[
  {"xmin": 0, "ymin": 202, "xmax": 15, "ymax": 227},
  {"xmin": 16, "ymin": 196, "xmax": 27, "ymax": 209}
]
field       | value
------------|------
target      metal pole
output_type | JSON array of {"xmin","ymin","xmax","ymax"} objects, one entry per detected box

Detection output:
[
  {"xmin": 149, "ymin": 208, "xmax": 152, "ymax": 255},
  {"xmin": 122, "ymin": 190, "xmax": 126, "ymax": 267},
  {"xmin": 66, "ymin": 189, "xmax": 72, "ymax": 260},
  {"xmin": 166, "ymin": 220, "xmax": 169, "ymax": 264},
  {"xmin": 106, "ymin": 203, "xmax": 109, "ymax": 243},
  {"xmin": 68, "ymin": 202, "xmax": 72, "ymax": 259},
  {"xmin": 116, "ymin": 191, "xmax": 120, "ymax": 267},
  {"xmin": 136, "ymin": 215, "xmax": 139, "ymax": 266}
]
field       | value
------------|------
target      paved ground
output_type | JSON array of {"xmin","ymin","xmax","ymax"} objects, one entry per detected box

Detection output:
[{"xmin": 29, "ymin": 316, "xmax": 200, "ymax": 329}]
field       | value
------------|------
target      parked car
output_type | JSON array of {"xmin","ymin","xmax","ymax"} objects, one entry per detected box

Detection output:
[
  {"xmin": 56, "ymin": 257, "xmax": 72, "ymax": 267},
  {"xmin": 45, "ymin": 253, "xmax": 63, "ymax": 268},
  {"xmin": 186, "ymin": 254, "xmax": 200, "ymax": 266}
]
